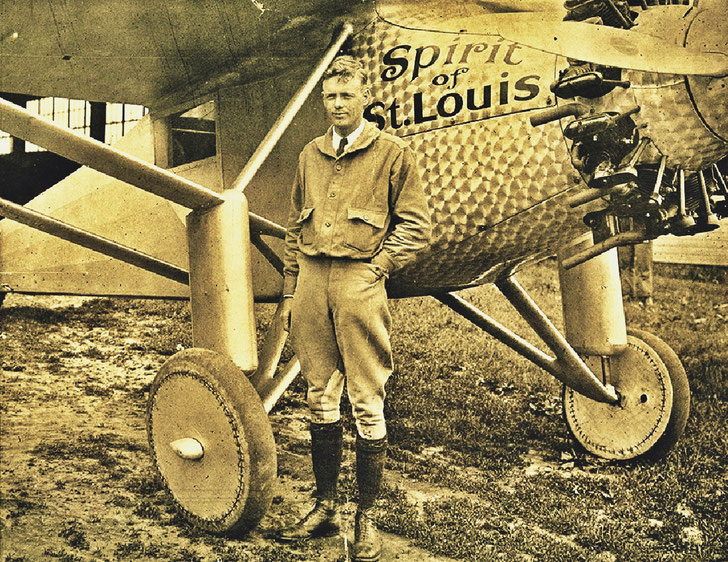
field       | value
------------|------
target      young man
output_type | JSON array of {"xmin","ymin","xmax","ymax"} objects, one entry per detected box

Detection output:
[{"xmin": 276, "ymin": 55, "xmax": 431, "ymax": 561}]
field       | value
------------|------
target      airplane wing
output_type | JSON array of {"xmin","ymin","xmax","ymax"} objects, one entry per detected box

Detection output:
[{"xmin": 0, "ymin": 0, "xmax": 364, "ymax": 107}]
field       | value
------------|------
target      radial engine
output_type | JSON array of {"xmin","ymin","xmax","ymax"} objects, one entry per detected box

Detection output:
[{"xmin": 533, "ymin": 0, "xmax": 728, "ymax": 268}]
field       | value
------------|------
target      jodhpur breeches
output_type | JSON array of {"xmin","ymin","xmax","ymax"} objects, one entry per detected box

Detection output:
[{"xmin": 290, "ymin": 254, "xmax": 392, "ymax": 440}]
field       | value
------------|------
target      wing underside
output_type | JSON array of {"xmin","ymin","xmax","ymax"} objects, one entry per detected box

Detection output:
[{"xmin": 0, "ymin": 0, "xmax": 368, "ymax": 106}]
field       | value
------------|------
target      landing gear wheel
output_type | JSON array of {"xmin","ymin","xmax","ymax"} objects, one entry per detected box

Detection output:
[
  {"xmin": 147, "ymin": 348, "xmax": 277, "ymax": 535},
  {"xmin": 624, "ymin": 328, "xmax": 690, "ymax": 458},
  {"xmin": 563, "ymin": 329, "xmax": 689, "ymax": 460}
]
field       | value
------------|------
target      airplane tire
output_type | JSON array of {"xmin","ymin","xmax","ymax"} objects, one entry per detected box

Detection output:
[
  {"xmin": 624, "ymin": 328, "xmax": 690, "ymax": 459},
  {"xmin": 562, "ymin": 329, "xmax": 690, "ymax": 460},
  {"xmin": 147, "ymin": 348, "xmax": 277, "ymax": 535}
]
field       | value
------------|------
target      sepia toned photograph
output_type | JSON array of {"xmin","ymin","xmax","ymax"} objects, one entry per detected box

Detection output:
[{"xmin": 1, "ymin": 1, "xmax": 726, "ymax": 560}]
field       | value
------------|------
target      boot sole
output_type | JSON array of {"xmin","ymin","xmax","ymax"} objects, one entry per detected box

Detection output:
[{"xmin": 274, "ymin": 526, "xmax": 341, "ymax": 543}]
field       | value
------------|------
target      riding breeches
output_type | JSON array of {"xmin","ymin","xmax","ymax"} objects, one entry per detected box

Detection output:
[{"xmin": 290, "ymin": 254, "xmax": 393, "ymax": 440}]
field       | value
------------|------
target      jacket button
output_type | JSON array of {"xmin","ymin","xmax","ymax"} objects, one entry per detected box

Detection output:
[
  {"xmin": 329, "ymin": 192, "xmax": 336, "ymax": 198},
  {"xmin": 336, "ymin": 164, "xmax": 342, "ymax": 171},
  {"xmin": 325, "ymin": 222, "xmax": 332, "ymax": 227}
]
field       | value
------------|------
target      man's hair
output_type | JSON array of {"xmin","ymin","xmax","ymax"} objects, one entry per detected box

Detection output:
[{"xmin": 323, "ymin": 55, "xmax": 368, "ymax": 85}]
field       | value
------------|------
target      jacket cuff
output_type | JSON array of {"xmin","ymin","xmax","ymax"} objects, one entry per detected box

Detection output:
[
  {"xmin": 282, "ymin": 274, "xmax": 298, "ymax": 296},
  {"xmin": 371, "ymin": 251, "xmax": 396, "ymax": 277}
]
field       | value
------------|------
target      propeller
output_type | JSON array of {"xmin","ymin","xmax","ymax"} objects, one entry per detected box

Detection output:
[
  {"xmin": 376, "ymin": 1, "xmax": 728, "ymax": 77},
  {"xmin": 491, "ymin": 15, "xmax": 728, "ymax": 77}
]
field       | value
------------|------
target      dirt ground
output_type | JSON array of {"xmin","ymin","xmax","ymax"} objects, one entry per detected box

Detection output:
[
  {"xmin": 0, "ymin": 294, "xmax": 462, "ymax": 561},
  {"xmin": 1, "ymin": 268, "xmax": 726, "ymax": 561}
]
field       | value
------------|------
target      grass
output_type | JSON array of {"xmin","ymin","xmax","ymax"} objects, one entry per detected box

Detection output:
[
  {"xmin": 384, "ymin": 267, "xmax": 568, "ymax": 474},
  {"xmin": 1, "ymin": 260, "xmax": 726, "ymax": 560},
  {"xmin": 368, "ymin": 261, "xmax": 728, "ymax": 560}
]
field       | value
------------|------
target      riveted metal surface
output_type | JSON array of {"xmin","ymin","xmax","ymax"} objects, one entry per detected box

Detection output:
[
  {"xmin": 348, "ymin": 20, "xmax": 589, "ymax": 294},
  {"xmin": 627, "ymin": 70, "xmax": 728, "ymax": 170},
  {"xmin": 351, "ymin": 19, "xmax": 553, "ymax": 136},
  {"xmin": 685, "ymin": 10, "xmax": 728, "ymax": 142},
  {"xmin": 405, "ymin": 116, "xmax": 573, "ymax": 248},
  {"xmin": 571, "ymin": 7, "xmax": 728, "ymax": 171},
  {"xmin": 390, "ymin": 186, "xmax": 592, "ymax": 296},
  {"xmin": 569, "ymin": 67, "xmax": 727, "ymax": 172}
]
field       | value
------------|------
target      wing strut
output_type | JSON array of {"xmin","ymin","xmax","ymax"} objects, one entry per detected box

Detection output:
[
  {"xmin": 0, "ymin": 196, "xmax": 189, "ymax": 285},
  {"xmin": 0, "ymin": 22, "xmax": 353, "ymax": 375},
  {"xmin": 0, "ymin": 97, "xmax": 223, "ymax": 210},
  {"xmin": 231, "ymin": 22, "xmax": 354, "ymax": 193}
]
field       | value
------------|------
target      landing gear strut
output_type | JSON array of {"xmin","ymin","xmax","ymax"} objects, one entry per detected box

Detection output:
[{"xmin": 437, "ymin": 239, "xmax": 690, "ymax": 460}]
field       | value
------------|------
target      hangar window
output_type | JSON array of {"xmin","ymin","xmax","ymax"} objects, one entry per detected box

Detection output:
[
  {"xmin": 105, "ymin": 103, "xmax": 149, "ymax": 144},
  {"xmin": 169, "ymin": 100, "xmax": 217, "ymax": 167},
  {"xmin": 0, "ymin": 131, "xmax": 10, "ymax": 154},
  {"xmin": 25, "ymin": 98, "xmax": 91, "ymax": 152},
  {"xmin": 0, "ymin": 97, "xmax": 148, "ymax": 155}
]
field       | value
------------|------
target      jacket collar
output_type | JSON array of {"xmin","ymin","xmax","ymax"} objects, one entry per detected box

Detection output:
[
  {"xmin": 314, "ymin": 120, "xmax": 381, "ymax": 159},
  {"xmin": 332, "ymin": 118, "xmax": 365, "ymax": 152}
]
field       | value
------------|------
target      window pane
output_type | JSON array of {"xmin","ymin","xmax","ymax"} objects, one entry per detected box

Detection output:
[
  {"xmin": 39, "ymin": 97, "xmax": 53, "ymax": 117},
  {"xmin": 0, "ymin": 134, "xmax": 11, "ymax": 155},
  {"xmin": 107, "ymin": 103, "xmax": 124, "ymax": 124},
  {"xmin": 170, "ymin": 100, "xmax": 216, "ymax": 167},
  {"xmin": 2, "ymin": 98, "xmax": 147, "ymax": 151},
  {"xmin": 53, "ymin": 98, "xmax": 69, "ymax": 127},
  {"xmin": 125, "ymin": 105, "xmax": 145, "ymax": 121}
]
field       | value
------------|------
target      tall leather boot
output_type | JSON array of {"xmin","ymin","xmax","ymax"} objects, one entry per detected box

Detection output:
[
  {"xmin": 353, "ymin": 434, "xmax": 387, "ymax": 562},
  {"xmin": 276, "ymin": 420, "xmax": 343, "ymax": 542}
]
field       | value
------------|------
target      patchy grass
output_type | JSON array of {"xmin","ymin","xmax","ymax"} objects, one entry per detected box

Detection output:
[
  {"xmin": 372, "ymin": 260, "xmax": 728, "ymax": 560},
  {"xmin": 1, "ymin": 260, "xmax": 726, "ymax": 560},
  {"xmin": 58, "ymin": 521, "xmax": 90, "ymax": 551}
]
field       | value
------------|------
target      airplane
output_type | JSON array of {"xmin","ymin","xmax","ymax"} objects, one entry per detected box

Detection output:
[{"xmin": 1, "ymin": 0, "xmax": 726, "ymax": 535}]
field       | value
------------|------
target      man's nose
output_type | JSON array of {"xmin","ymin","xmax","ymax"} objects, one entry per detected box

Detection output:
[{"xmin": 334, "ymin": 95, "xmax": 344, "ymax": 107}]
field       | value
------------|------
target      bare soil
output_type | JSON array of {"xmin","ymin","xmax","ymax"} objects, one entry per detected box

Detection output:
[
  {"xmin": 0, "ymin": 295, "xmax": 457, "ymax": 561},
  {"xmin": 2, "ymin": 261, "xmax": 726, "ymax": 562}
]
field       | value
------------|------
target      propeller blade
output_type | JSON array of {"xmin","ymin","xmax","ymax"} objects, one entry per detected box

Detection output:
[
  {"xmin": 492, "ymin": 17, "xmax": 728, "ymax": 77},
  {"xmin": 376, "ymin": 2, "xmax": 728, "ymax": 77}
]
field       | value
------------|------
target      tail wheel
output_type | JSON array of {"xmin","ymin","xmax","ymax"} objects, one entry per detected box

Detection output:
[
  {"xmin": 147, "ymin": 348, "xmax": 277, "ymax": 534},
  {"xmin": 563, "ymin": 329, "xmax": 690, "ymax": 460}
]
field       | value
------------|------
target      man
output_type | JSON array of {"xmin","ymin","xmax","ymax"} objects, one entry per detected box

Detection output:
[{"xmin": 275, "ymin": 55, "xmax": 431, "ymax": 561}]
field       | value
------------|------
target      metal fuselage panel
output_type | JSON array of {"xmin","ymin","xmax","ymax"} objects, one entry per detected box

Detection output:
[
  {"xmin": 341, "ymin": 19, "xmax": 589, "ymax": 294},
  {"xmin": 219, "ymin": 16, "xmax": 592, "ymax": 297}
]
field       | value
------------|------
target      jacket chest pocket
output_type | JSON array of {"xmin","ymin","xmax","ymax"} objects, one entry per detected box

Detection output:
[
  {"xmin": 345, "ymin": 208, "xmax": 387, "ymax": 253},
  {"xmin": 297, "ymin": 207, "xmax": 315, "ymax": 245}
]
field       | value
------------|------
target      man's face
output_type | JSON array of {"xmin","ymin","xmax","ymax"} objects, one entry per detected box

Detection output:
[{"xmin": 322, "ymin": 75, "xmax": 369, "ymax": 137}]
